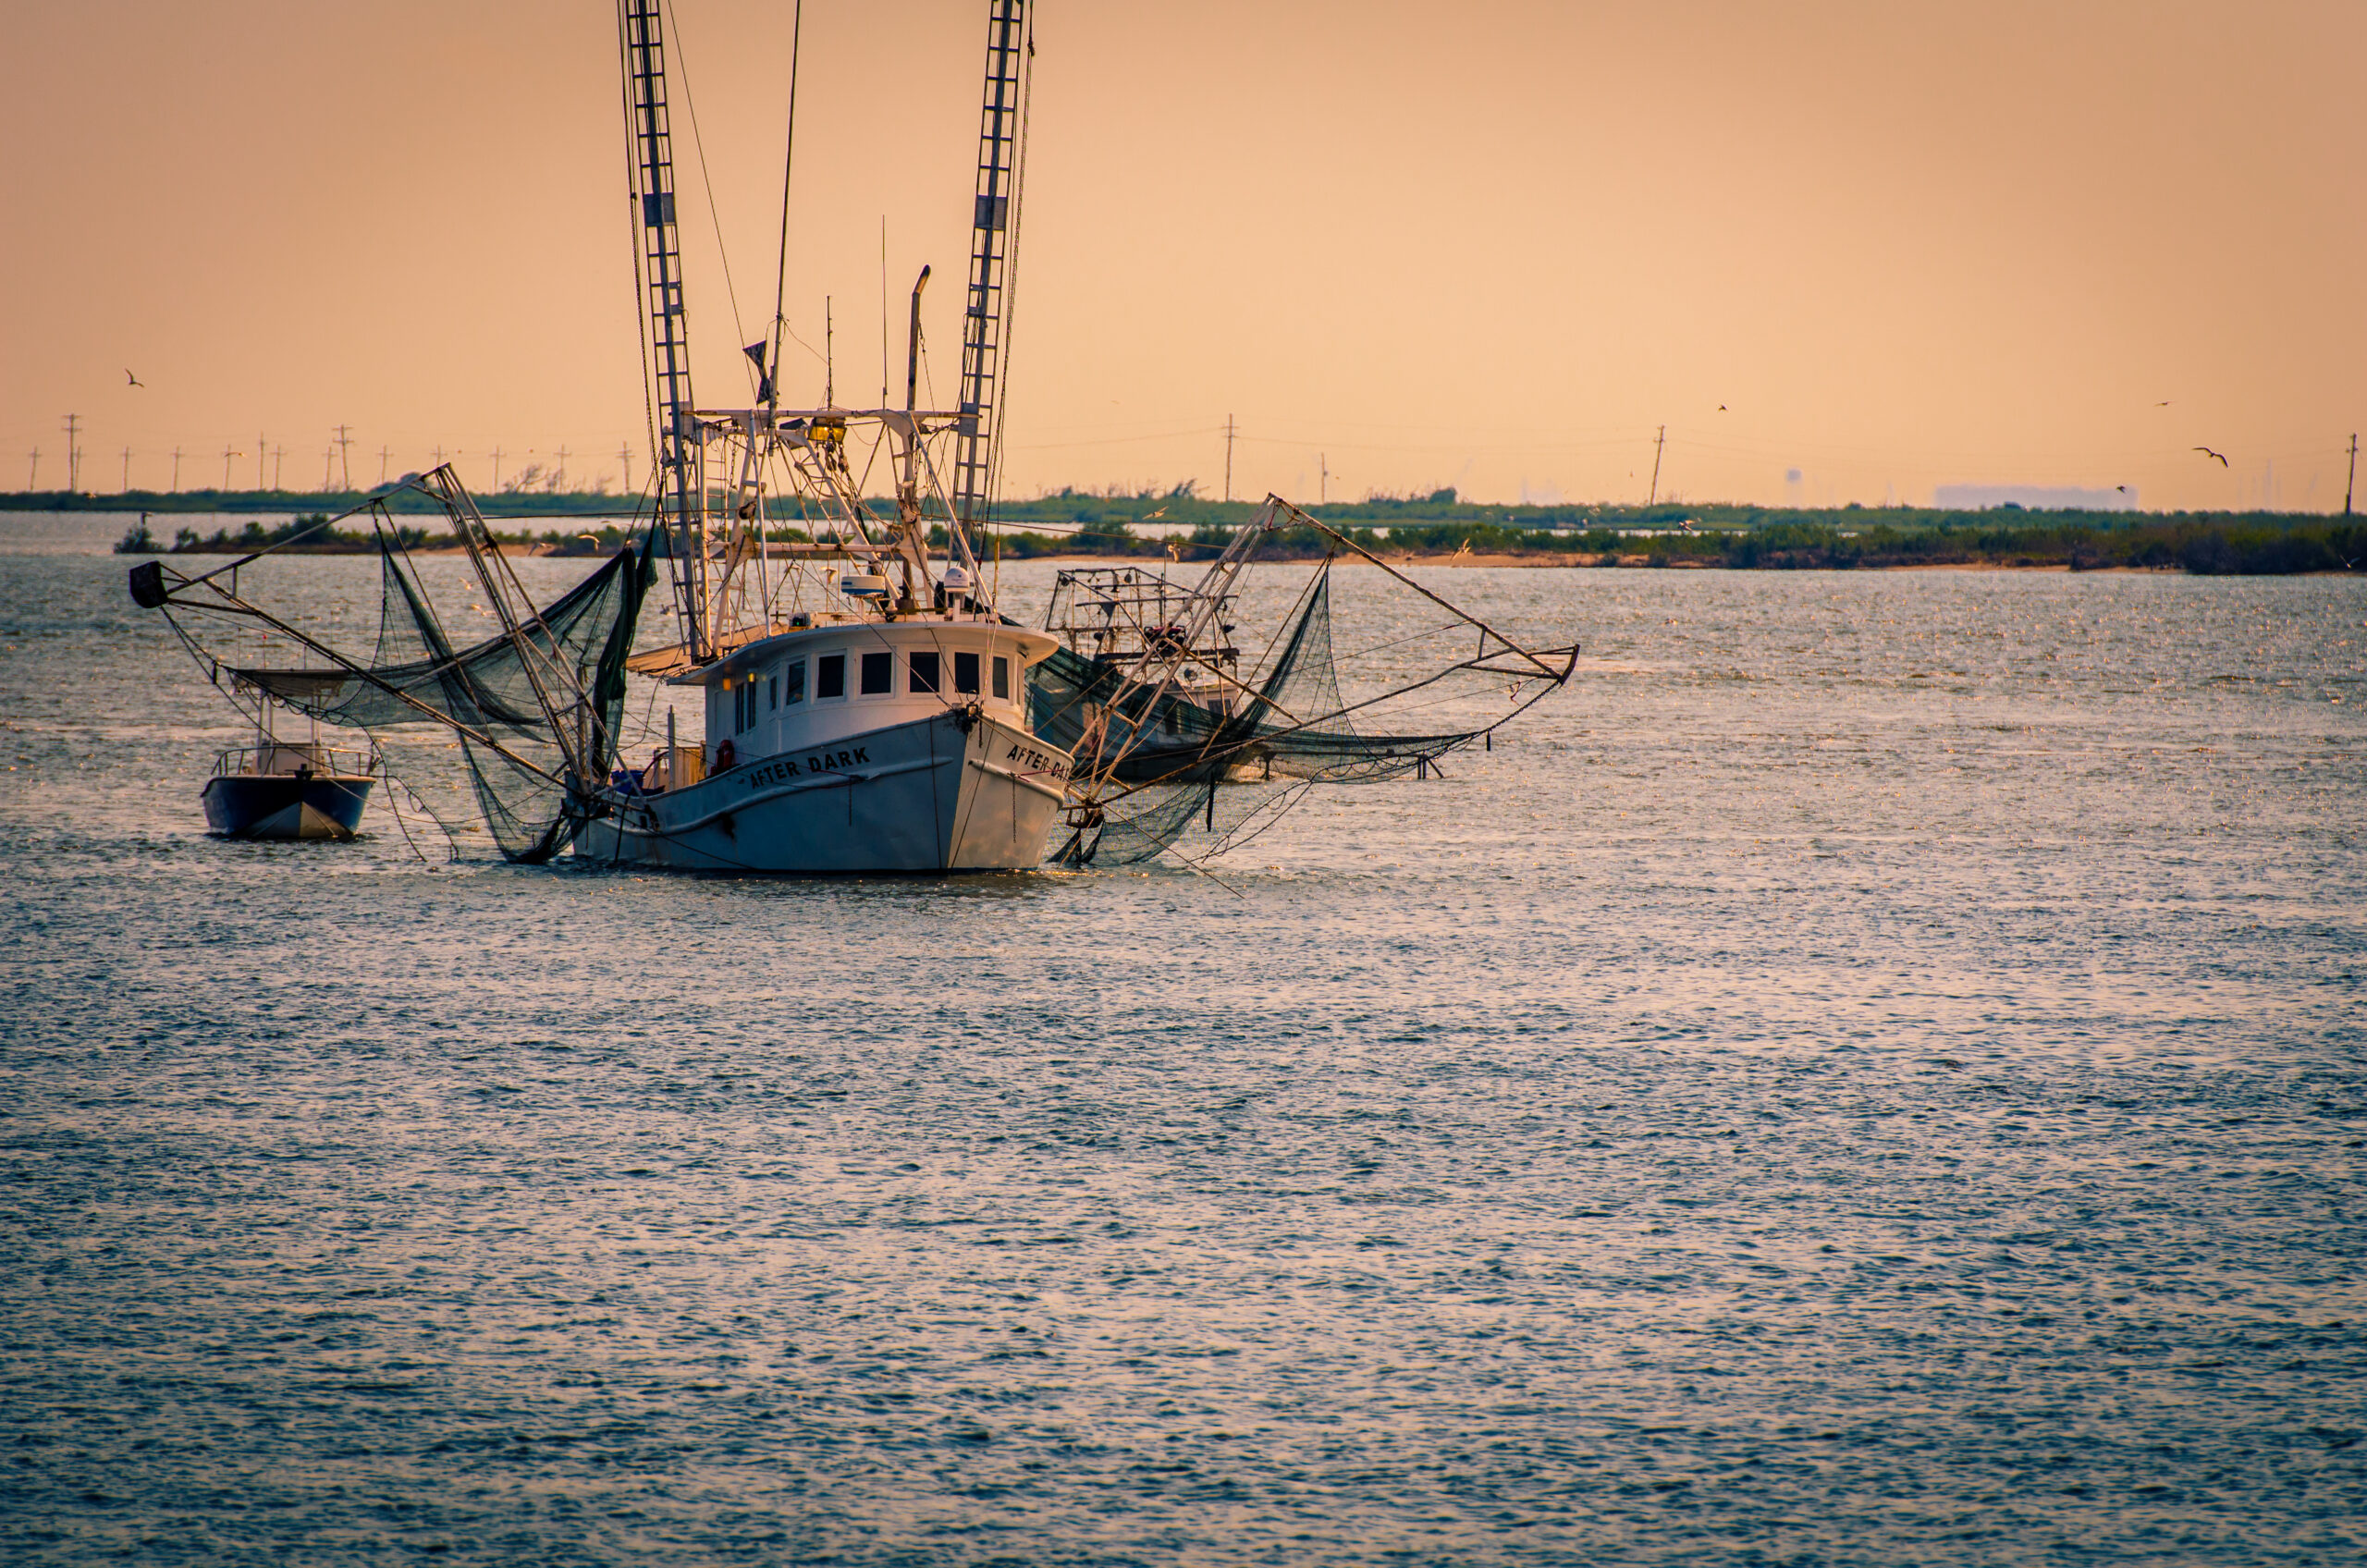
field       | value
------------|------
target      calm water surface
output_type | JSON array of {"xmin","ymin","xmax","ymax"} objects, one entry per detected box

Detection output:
[{"xmin": 3, "ymin": 519, "xmax": 2363, "ymax": 1564}]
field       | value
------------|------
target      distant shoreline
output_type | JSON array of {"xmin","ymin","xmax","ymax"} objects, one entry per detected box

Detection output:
[{"xmin": 47, "ymin": 488, "xmax": 2361, "ymax": 577}]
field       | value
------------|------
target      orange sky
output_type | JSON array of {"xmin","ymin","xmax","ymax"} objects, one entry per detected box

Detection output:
[{"xmin": 4, "ymin": 0, "xmax": 2361, "ymax": 510}]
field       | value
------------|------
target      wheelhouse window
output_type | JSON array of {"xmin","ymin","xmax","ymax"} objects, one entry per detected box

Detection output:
[
  {"xmin": 816, "ymin": 652, "xmax": 846, "ymax": 700},
  {"xmin": 860, "ymin": 650, "xmax": 893, "ymax": 695},
  {"xmin": 909, "ymin": 651, "xmax": 940, "ymax": 693},
  {"xmin": 953, "ymin": 651, "xmax": 979, "ymax": 694},
  {"xmin": 991, "ymin": 655, "xmax": 1010, "ymax": 700},
  {"xmin": 782, "ymin": 657, "xmax": 805, "ymax": 704}
]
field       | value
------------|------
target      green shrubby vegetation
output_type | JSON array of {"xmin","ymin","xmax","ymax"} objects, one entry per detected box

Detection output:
[
  {"xmin": 117, "ymin": 512, "xmax": 431, "ymax": 555},
  {"xmin": 85, "ymin": 481, "xmax": 2366, "ymax": 574}
]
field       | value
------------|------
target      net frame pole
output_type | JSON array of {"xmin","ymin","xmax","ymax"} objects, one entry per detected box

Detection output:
[
  {"xmin": 420, "ymin": 467, "xmax": 600, "ymax": 788},
  {"xmin": 135, "ymin": 562, "xmax": 572, "ymax": 790}
]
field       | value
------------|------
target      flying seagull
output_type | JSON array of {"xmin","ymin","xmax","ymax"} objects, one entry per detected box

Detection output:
[
  {"xmin": 2116, "ymin": 484, "xmax": 2130, "ymax": 494},
  {"xmin": 125, "ymin": 369, "xmax": 143, "ymax": 387},
  {"xmin": 2156, "ymin": 400, "xmax": 2171, "ymax": 407},
  {"xmin": 2194, "ymin": 447, "xmax": 2228, "ymax": 467},
  {"xmin": 1717, "ymin": 404, "xmax": 1728, "ymax": 411}
]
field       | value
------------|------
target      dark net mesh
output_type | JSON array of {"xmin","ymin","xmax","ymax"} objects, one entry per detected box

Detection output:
[
  {"xmin": 1032, "ymin": 564, "xmax": 1492, "ymax": 865},
  {"xmin": 233, "ymin": 541, "xmax": 650, "ymax": 862}
]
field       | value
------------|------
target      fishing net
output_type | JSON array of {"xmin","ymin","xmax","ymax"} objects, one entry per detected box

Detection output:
[
  {"xmin": 228, "ymin": 537, "xmax": 651, "ymax": 862},
  {"xmin": 1031, "ymin": 561, "xmax": 1518, "ymax": 865}
]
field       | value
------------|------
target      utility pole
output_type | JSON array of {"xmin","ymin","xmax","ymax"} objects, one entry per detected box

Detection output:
[
  {"xmin": 490, "ymin": 445, "xmax": 506, "ymax": 492},
  {"xmin": 1647, "ymin": 423, "xmax": 1666, "ymax": 506},
  {"xmin": 63, "ymin": 414, "xmax": 82, "ymax": 493},
  {"xmin": 273, "ymin": 446, "xmax": 286, "ymax": 491},
  {"xmin": 169, "ymin": 447, "xmax": 182, "ymax": 493},
  {"xmin": 1224, "ymin": 413, "xmax": 1236, "ymax": 503},
  {"xmin": 377, "ymin": 445, "xmax": 391, "ymax": 486},
  {"xmin": 120, "ymin": 446, "xmax": 131, "ymax": 492},
  {"xmin": 430, "ymin": 445, "xmax": 448, "ymax": 471},
  {"xmin": 26, "ymin": 448, "xmax": 37, "ymax": 490},
  {"xmin": 2347, "ymin": 433, "xmax": 2358, "ymax": 518},
  {"xmin": 333, "ymin": 424, "xmax": 354, "ymax": 491},
  {"xmin": 1319, "ymin": 452, "xmax": 1329, "ymax": 505},
  {"xmin": 554, "ymin": 445, "xmax": 571, "ymax": 491},
  {"xmin": 322, "ymin": 445, "xmax": 335, "ymax": 491},
  {"xmin": 221, "ymin": 444, "xmax": 239, "ymax": 490},
  {"xmin": 619, "ymin": 442, "xmax": 633, "ymax": 495},
  {"xmin": 258, "ymin": 431, "xmax": 267, "ymax": 491}
]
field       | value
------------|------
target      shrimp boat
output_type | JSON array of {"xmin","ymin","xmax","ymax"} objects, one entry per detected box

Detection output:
[
  {"xmin": 575, "ymin": 574, "xmax": 1072, "ymax": 873},
  {"xmin": 200, "ymin": 695, "xmax": 375, "ymax": 840},
  {"xmin": 572, "ymin": 0, "xmax": 1068, "ymax": 872}
]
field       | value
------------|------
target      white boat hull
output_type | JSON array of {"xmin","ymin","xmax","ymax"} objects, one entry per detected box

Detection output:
[{"xmin": 573, "ymin": 708, "xmax": 1069, "ymax": 874}]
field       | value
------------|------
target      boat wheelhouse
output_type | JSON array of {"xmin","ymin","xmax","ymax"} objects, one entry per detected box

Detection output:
[{"xmin": 577, "ymin": 615, "xmax": 1068, "ymax": 873}]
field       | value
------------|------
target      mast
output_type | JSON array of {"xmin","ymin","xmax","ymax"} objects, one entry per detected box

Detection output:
[
  {"xmin": 619, "ymin": 0, "xmax": 706, "ymax": 661},
  {"xmin": 950, "ymin": 0, "xmax": 1027, "ymax": 532}
]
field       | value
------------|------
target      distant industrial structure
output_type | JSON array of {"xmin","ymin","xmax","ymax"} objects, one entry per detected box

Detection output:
[{"xmin": 1932, "ymin": 484, "xmax": 2138, "ymax": 512}]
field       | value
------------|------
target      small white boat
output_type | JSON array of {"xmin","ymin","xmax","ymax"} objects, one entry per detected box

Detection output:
[{"xmin": 200, "ymin": 706, "xmax": 376, "ymax": 840}]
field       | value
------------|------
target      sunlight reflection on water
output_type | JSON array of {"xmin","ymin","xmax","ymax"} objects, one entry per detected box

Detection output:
[{"xmin": 2, "ymin": 541, "xmax": 2363, "ymax": 1563}]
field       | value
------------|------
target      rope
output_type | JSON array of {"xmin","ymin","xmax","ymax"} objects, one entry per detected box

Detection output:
[
  {"xmin": 765, "ymin": 1, "xmax": 804, "ymax": 398},
  {"xmin": 376, "ymin": 760, "xmax": 452, "ymax": 864}
]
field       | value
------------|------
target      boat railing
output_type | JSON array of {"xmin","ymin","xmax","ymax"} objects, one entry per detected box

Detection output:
[
  {"xmin": 212, "ymin": 741, "xmax": 381, "ymax": 779},
  {"xmin": 619, "ymin": 743, "xmax": 706, "ymax": 796}
]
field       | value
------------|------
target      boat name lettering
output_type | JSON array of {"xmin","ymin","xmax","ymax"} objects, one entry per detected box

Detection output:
[
  {"xmin": 744, "ymin": 747, "xmax": 870, "ymax": 790},
  {"xmin": 1004, "ymin": 742, "xmax": 1071, "ymax": 780}
]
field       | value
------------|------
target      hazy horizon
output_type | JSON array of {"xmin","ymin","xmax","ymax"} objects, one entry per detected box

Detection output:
[{"xmin": 5, "ymin": 1, "xmax": 2361, "ymax": 512}]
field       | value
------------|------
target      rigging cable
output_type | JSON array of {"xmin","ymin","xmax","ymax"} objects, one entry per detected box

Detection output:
[{"xmin": 765, "ymin": 0, "xmax": 804, "ymax": 404}]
